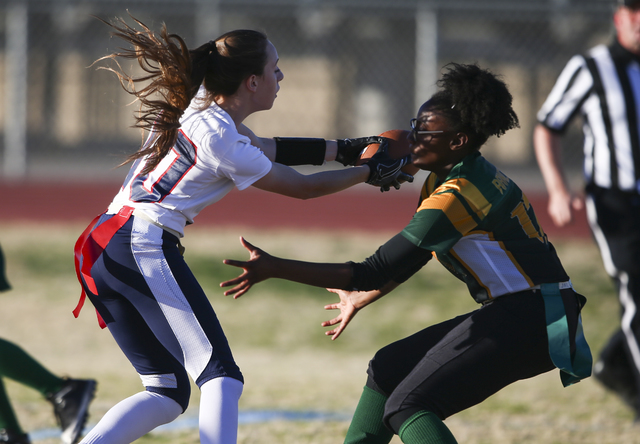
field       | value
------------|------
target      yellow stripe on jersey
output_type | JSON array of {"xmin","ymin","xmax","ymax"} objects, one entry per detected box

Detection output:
[
  {"xmin": 420, "ymin": 173, "xmax": 439, "ymax": 204},
  {"xmin": 497, "ymin": 237, "xmax": 535, "ymax": 287},
  {"xmin": 417, "ymin": 178, "xmax": 492, "ymax": 235},
  {"xmin": 448, "ymin": 248, "xmax": 492, "ymax": 297},
  {"xmin": 417, "ymin": 192, "xmax": 477, "ymax": 235},
  {"xmin": 435, "ymin": 179, "xmax": 492, "ymax": 218}
]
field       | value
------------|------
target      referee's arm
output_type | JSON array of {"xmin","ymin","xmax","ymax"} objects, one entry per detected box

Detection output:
[{"xmin": 533, "ymin": 123, "xmax": 583, "ymax": 228}]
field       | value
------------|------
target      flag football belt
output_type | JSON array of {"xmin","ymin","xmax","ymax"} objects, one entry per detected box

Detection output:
[
  {"xmin": 73, "ymin": 206, "xmax": 135, "ymax": 329},
  {"xmin": 531, "ymin": 280, "xmax": 573, "ymax": 291},
  {"xmin": 538, "ymin": 281, "xmax": 593, "ymax": 387}
]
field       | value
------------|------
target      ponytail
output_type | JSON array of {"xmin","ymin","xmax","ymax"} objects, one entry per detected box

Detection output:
[
  {"xmin": 94, "ymin": 15, "xmax": 195, "ymax": 174},
  {"xmin": 188, "ymin": 40, "xmax": 218, "ymax": 103},
  {"xmin": 95, "ymin": 15, "xmax": 268, "ymax": 174}
]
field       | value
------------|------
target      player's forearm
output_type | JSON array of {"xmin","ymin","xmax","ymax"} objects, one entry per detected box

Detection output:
[
  {"xmin": 259, "ymin": 137, "xmax": 337, "ymax": 163},
  {"xmin": 302, "ymin": 166, "xmax": 369, "ymax": 198},
  {"xmin": 533, "ymin": 124, "xmax": 570, "ymax": 195},
  {"xmin": 254, "ymin": 162, "xmax": 369, "ymax": 199},
  {"xmin": 350, "ymin": 280, "xmax": 400, "ymax": 309},
  {"xmin": 270, "ymin": 258, "xmax": 354, "ymax": 289}
]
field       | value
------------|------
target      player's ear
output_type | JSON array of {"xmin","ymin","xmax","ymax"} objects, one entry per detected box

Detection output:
[
  {"xmin": 245, "ymin": 75, "xmax": 259, "ymax": 92},
  {"xmin": 450, "ymin": 132, "xmax": 468, "ymax": 151}
]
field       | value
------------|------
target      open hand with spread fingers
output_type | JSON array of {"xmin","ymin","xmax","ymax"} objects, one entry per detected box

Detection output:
[
  {"xmin": 221, "ymin": 237, "xmax": 274, "ymax": 298},
  {"xmin": 322, "ymin": 288, "xmax": 361, "ymax": 340}
]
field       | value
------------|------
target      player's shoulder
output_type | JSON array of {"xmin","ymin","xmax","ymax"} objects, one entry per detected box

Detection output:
[
  {"xmin": 586, "ymin": 43, "xmax": 611, "ymax": 61},
  {"xmin": 558, "ymin": 52, "xmax": 591, "ymax": 75},
  {"xmin": 553, "ymin": 44, "xmax": 609, "ymax": 74},
  {"xmin": 449, "ymin": 154, "xmax": 513, "ymax": 200},
  {"xmin": 183, "ymin": 107, "xmax": 248, "ymax": 152}
]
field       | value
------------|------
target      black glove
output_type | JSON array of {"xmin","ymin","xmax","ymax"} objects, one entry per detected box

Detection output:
[
  {"xmin": 364, "ymin": 141, "xmax": 414, "ymax": 192},
  {"xmin": 335, "ymin": 136, "xmax": 386, "ymax": 166}
]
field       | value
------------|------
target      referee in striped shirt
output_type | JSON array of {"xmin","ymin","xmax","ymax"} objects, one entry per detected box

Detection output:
[{"xmin": 535, "ymin": 0, "xmax": 640, "ymax": 420}]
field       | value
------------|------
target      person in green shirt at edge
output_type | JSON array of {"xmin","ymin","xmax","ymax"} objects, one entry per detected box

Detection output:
[{"xmin": 0, "ymin": 244, "xmax": 96, "ymax": 444}]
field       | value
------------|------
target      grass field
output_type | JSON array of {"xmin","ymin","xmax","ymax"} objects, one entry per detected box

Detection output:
[{"xmin": 0, "ymin": 222, "xmax": 638, "ymax": 443}]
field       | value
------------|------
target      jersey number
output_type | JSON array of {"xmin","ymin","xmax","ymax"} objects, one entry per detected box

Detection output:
[
  {"xmin": 129, "ymin": 131, "xmax": 197, "ymax": 203},
  {"xmin": 510, "ymin": 195, "xmax": 545, "ymax": 242}
]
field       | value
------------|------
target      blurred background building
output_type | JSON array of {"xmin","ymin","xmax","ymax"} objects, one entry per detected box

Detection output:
[{"xmin": 0, "ymin": 0, "xmax": 614, "ymax": 185}]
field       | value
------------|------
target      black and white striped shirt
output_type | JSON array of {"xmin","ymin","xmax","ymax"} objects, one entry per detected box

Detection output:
[{"xmin": 538, "ymin": 40, "xmax": 640, "ymax": 193}]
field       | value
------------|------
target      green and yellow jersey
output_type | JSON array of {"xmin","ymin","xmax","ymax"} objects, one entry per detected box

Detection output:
[{"xmin": 401, "ymin": 151, "xmax": 569, "ymax": 303}]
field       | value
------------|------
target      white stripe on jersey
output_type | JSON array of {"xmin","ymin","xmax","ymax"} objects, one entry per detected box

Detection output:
[
  {"xmin": 594, "ymin": 46, "xmax": 635, "ymax": 190},
  {"xmin": 451, "ymin": 233, "xmax": 532, "ymax": 298},
  {"xmin": 537, "ymin": 54, "xmax": 593, "ymax": 127},
  {"xmin": 584, "ymin": 93, "xmax": 611, "ymax": 188}
]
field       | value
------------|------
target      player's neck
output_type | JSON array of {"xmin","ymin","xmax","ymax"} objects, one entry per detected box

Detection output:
[{"xmin": 215, "ymin": 94, "xmax": 253, "ymax": 127}]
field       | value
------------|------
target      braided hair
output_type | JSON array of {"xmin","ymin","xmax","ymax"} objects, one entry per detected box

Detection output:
[
  {"xmin": 94, "ymin": 14, "xmax": 268, "ymax": 174},
  {"xmin": 426, "ymin": 63, "xmax": 520, "ymax": 149}
]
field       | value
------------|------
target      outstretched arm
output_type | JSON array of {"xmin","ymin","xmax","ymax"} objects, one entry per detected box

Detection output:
[
  {"xmin": 252, "ymin": 161, "xmax": 370, "ymax": 199},
  {"xmin": 252, "ymin": 141, "xmax": 413, "ymax": 199},
  {"xmin": 220, "ymin": 237, "xmax": 354, "ymax": 298},
  {"xmin": 220, "ymin": 237, "xmax": 401, "ymax": 338},
  {"xmin": 238, "ymin": 124, "xmax": 338, "ymax": 163},
  {"xmin": 238, "ymin": 123, "xmax": 386, "ymax": 166},
  {"xmin": 222, "ymin": 232, "xmax": 432, "ymax": 299},
  {"xmin": 533, "ymin": 124, "xmax": 583, "ymax": 227}
]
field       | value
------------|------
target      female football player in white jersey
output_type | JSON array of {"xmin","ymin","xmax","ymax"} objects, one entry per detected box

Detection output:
[{"xmin": 73, "ymin": 15, "xmax": 411, "ymax": 444}]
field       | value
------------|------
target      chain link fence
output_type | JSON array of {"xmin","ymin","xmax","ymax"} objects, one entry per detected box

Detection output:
[{"xmin": 0, "ymin": 0, "xmax": 616, "ymax": 183}]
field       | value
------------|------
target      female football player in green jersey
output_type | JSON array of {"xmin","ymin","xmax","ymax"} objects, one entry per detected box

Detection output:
[{"xmin": 220, "ymin": 63, "xmax": 592, "ymax": 444}]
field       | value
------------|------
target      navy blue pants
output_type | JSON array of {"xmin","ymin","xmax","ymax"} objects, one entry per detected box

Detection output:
[{"xmin": 81, "ymin": 214, "xmax": 243, "ymax": 411}]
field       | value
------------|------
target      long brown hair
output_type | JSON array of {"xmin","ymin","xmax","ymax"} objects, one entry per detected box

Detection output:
[{"xmin": 95, "ymin": 14, "xmax": 268, "ymax": 174}]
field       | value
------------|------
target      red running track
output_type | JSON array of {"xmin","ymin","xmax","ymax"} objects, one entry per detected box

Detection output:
[{"xmin": 0, "ymin": 181, "xmax": 591, "ymax": 239}]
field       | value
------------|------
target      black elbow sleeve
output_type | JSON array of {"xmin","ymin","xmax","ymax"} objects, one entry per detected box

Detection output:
[
  {"xmin": 348, "ymin": 233, "xmax": 432, "ymax": 291},
  {"xmin": 274, "ymin": 137, "xmax": 326, "ymax": 166}
]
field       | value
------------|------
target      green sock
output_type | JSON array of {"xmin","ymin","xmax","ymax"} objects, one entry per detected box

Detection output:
[
  {"xmin": 0, "ymin": 377, "xmax": 23, "ymax": 432},
  {"xmin": 398, "ymin": 410, "xmax": 458, "ymax": 444},
  {"xmin": 0, "ymin": 338, "xmax": 64, "ymax": 397},
  {"xmin": 344, "ymin": 386, "xmax": 394, "ymax": 444}
]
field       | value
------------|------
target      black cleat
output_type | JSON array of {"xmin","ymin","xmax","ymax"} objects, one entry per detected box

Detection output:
[
  {"xmin": 47, "ymin": 378, "xmax": 97, "ymax": 444},
  {"xmin": 0, "ymin": 429, "xmax": 30, "ymax": 444},
  {"xmin": 593, "ymin": 359, "xmax": 638, "ymax": 409}
]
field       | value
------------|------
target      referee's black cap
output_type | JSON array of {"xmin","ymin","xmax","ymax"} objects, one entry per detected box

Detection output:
[{"xmin": 619, "ymin": 0, "xmax": 640, "ymax": 7}]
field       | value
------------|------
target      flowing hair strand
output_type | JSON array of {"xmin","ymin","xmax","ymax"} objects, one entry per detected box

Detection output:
[{"xmin": 92, "ymin": 14, "xmax": 195, "ymax": 174}]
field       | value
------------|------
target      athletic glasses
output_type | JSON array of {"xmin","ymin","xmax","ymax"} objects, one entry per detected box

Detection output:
[{"xmin": 410, "ymin": 118, "xmax": 445, "ymax": 142}]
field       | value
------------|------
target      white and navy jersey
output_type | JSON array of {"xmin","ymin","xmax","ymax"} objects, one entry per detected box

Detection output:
[
  {"xmin": 108, "ymin": 87, "xmax": 273, "ymax": 236},
  {"xmin": 537, "ymin": 40, "xmax": 640, "ymax": 193}
]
